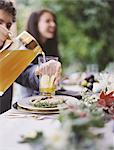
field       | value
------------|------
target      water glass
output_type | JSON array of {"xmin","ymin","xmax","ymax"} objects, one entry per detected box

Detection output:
[{"xmin": 38, "ymin": 56, "xmax": 58, "ymax": 96}]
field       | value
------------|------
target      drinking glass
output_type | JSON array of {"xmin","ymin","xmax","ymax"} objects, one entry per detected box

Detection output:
[{"xmin": 38, "ymin": 56, "xmax": 58, "ymax": 96}]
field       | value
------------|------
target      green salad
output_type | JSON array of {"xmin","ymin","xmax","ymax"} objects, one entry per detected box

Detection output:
[{"xmin": 29, "ymin": 97, "xmax": 65, "ymax": 108}]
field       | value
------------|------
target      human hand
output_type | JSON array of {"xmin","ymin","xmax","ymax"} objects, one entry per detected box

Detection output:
[
  {"xmin": 0, "ymin": 25, "xmax": 9, "ymax": 48},
  {"xmin": 35, "ymin": 60, "xmax": 62, "ymax": 86}
]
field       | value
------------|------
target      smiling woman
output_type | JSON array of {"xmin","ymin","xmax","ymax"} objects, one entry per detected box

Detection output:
[{"xmin": 26, "ymin": 9, "xmax": 60, "ymax": 58}]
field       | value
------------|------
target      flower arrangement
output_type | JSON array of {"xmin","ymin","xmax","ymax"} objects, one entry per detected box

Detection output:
[{"xmin": 19, "ymin": 100, "xmax": 105, "ymax": 150}]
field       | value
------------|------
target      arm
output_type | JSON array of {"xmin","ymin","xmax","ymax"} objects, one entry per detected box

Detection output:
[
  {"xmin": 16, "ymin": 60, "xmax": 61, "ymax": 91},
  {"xmin": 16, "ymin": 64, "xmax": 39, "ymax": 91}
]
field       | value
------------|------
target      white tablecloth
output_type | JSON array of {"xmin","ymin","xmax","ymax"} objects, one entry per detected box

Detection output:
[
  {"xmin": 0, "ymin": 109, "xmax": 60, "ymax": 150},
  {"xmin": 0, "ymin": 108, "xmax": 114, "ymax": 150}
]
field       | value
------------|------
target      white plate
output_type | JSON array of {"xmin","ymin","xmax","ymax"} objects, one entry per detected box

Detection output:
[
  {"xmin": 14, "ymin": 104, "xmax": 60, "ymax": 114},
  {"xmin": 17, "ymin": 95, "xmax": 79, "ymax": 112}
]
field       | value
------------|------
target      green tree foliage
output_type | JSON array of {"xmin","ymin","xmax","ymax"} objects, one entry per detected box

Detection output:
[
  {"xmin": 17, "ymin": 0, "xmax": 114, "ymax": 71},
  {"xmin": 16, "ymin": 0, "xmax": 42, "ymax": 33},
  {"xmin": 42, "ymin": 0, "xmax": 114, "ymax": 71}
]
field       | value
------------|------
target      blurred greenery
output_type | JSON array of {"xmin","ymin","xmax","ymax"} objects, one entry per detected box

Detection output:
[{"xmin": 16, "ymin": 0, "xmax": 114, "ymax": 73}]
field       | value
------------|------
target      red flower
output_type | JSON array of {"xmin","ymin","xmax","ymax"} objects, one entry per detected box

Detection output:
[{"xmin": 98, "ymin": 91, "xmax": 114, "ymax": 107}]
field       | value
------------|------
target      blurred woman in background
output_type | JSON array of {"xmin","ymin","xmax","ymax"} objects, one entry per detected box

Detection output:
[{"xmin": 26, "ymin": 8, "xmax": 60, "ymax": 64}]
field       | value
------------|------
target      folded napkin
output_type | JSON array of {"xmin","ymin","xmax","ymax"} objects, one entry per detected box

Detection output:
[{"xmin": 56, "ymin": 88, "xmax": 82, "ymax": 99}]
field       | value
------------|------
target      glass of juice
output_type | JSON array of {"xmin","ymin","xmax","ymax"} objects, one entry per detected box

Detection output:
[{"xmin": 38, "ymin": 56, "xmax": 58, "ymax": 96}]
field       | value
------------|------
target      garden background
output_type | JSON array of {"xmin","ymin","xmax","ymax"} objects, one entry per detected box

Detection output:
[{"xmin": 16, "ymin": 0, "xmax": 114, "ymax": 73}]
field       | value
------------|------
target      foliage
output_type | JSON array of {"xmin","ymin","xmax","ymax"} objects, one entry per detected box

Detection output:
[
  {"xmin": 42, "ymin": 0, "xmax": 114, "ymax": 71},
  {"xmin": 16, "ymin": 0, "xmax": 43, "ymax": 33},
  {"xmin": 16, "ymin": 0, "xmax": 114, "ymax": 72}
]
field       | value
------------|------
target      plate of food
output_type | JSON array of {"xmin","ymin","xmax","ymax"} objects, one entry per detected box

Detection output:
[{"xmin": 17, "ymin": 95, "xmax": 79, "ymax": 112}]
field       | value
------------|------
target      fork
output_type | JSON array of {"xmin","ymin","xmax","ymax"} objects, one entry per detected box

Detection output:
[{"xmin": 5, "ymin": 114, "xmax": 56, "ymax": 120}]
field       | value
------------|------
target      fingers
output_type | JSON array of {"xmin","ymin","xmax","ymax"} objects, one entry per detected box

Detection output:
[
  {"xmin": 34, "ymin": 66, "xmax": 40, "ymax": 76},
  {"xmin": 54, "ymin": 73, "xmax": 61, "ymax": 86},
  {"xmin": 35, "ymin": 63, "xmax": 49, "ymax": 76},
  {"xmin": 0, "ymin": 25, "xmax": 9, "ymax": 47},
  {"xmin": 0, "ymin": 25, "xmax": 9, "ymax": 39},
  {"xmin": 35, "ymin": 60, "xmax": 62, "ymax": 86},
  {"xmin": 54, "ymin": 61, "xmax": 62, "ymax": 84},
  {"xmin": 36, "ymin": 60, "xmax": 55, "ymax": 76},
  {"xmin": 0, "ymin": 40, "xmax": 4, "ymax": 48}
]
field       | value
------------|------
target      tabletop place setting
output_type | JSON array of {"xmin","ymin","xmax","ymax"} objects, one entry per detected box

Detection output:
[
  {"xmin": 0, "ymin": 1, "xmax": 114, "ymax": 149},
  {"xmin": 0, "ymin": 45, "xmax": 114, "ymax": 150}
]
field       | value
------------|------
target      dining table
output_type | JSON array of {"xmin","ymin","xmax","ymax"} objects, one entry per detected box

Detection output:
[
  {"xmin": 0, "ymin": 107, "xmax": 60, "ymax": 150},
  {"xmin": 0, "ymin": 103, "xmax": 114, "ymax": 150},
  {"xmin": 0, "ymin": 82, "xmax": 114, "ymax": 150}
]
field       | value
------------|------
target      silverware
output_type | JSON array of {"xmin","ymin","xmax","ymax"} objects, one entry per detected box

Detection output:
[
  {"xmin": 5, "ymin": 114, "xmax": 39, "ymax": 119},
  {"xmin": 5, "ymin": 114, "xmax": 56, "ymax": 120}
]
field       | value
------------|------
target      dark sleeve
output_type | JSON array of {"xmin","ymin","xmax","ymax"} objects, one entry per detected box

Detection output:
[{"xmin": 16, "ymin": 64, "xmax": 39, "ymax": 91}]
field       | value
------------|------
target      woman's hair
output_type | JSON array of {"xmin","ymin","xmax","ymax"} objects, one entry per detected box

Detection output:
[
  {"xmin": 26, "ymin": 9, "xmax": 59, "ymax": 58},
  {"xmin": 0, "ymin": 0, "xmax": 16, "ymax": 22}
]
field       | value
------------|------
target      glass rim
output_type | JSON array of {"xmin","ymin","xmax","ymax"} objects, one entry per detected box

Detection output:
[
  {"xmin": 38, "ymin": 55, "xmax": 58, "ymax": 63},
  {"xmin": 39, "ymin": 55, "xmax": 58, "ymax": 58}
]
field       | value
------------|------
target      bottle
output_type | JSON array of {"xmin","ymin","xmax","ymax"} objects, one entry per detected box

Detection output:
[{"xmin": 0, "ymin": 31, "xmax": 43, "ymax": 95}]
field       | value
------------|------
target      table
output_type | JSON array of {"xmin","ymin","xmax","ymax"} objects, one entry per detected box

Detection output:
[
  {"xmin": 0, "ymin": 108, "xmax": 60, "ymax": 150},
  {"xmin": 0, "ymin": 108, "xmax": 114, "ymax": 150}
]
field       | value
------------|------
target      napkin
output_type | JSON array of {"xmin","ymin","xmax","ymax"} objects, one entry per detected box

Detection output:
[{"xmin": 56, "ymin": 88, "xmax": 82, "ymax": 99}]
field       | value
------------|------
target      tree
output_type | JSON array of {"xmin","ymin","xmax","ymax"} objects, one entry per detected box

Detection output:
[
  {"xmin": 17, "ymin": 0, "xmax": 114, "ymax": 71},
  {"xmin": 42, "ymin": 0, "xmax": 114, "ymax": 71}
]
